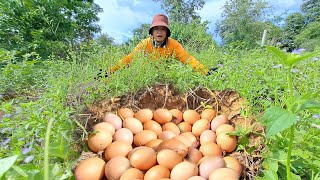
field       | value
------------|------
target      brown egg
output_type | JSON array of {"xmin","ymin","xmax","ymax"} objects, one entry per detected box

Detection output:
[
  {"xmin": 105, "ymin": 156, "xmax": 131, "ymax": 180},
  {"xmin": 93, "ymin": 122, "xmax": 116, "ymax": 135},
  {"xmin": 120, "ymin": 168, "xmax": 144, "ymax": 180},
  {"xmin": 192, "ymin": 119, "xmax": 210, "ymax": 137},
  {"xmin": 144, "ymin": 165, "xmax": 170, "ymax": 180},
  {"xmin": 87, "ymin": 131, "xmax": 112, "ymax": 152},
  {"xmin": 170, "ymin": 109, "xmax": 183, "ymax": 124},
  {"xmin": 157, "ymin": 139, "xmax": 188, "ymax": 157},
  {"xmin": 223, "ymin": 156, "xmax": 243, "ymax": 176},
  {"xmin": 174, "ymin": 135, "xmax": 193, "ymax": 148},
  {"xmin": 113, "ymin": 128, "xmax": 134, "ymax": 144},
  {"xmin": 177, "ymin": 122, "xmax": 192, "ymax": 132},
  {"xmin": 103, "ymin": 113, "xmax": 122, "ymax": 130},
  {"xmin": 143, "ymin": 120, "xmax": 162, "ymax": 135},
  {"xmin": 123, "ymin": 117, "xmax": 143, "ymax": 134},
  {"xmin": 133, "ymin": 130, "xmax": 157, "ymax": 146},
  {"xmin": 183, "ymin": 110, "xmax": 200, "ymax": 125},
  {"xmin": 162, "ymin": 122, "xmax": 180, "ymax": 135},
  {"xmin": 145, "ymin": 139, "xmax": 163, "ymax": 150},
  {"xmin": 200, "ymin": 109, "xmax": 216, "ymax": 121},
  {"xmin": 74, "ymin": 157, "xmax": 105, "ymax": 180},
  {"xmin": 104, "ymin": 141, "xmax": 133, "ymax": 160},
  {"xmin": 216, "ymin": 133, "xmax": 237, "ymax": 152},
  {"xmin": 208, "ymin": 168, "xmax": 239, "ymax": 180},
  {"xmin": 158, "ymin": 130, "xmax": 177, "ymax": 140},
  {"xmin": 180, "ymin": 132, "xmax": 198, "ymax": 147},
  {"xmin": 199, "ymin": 142, "xmax": 222, "ymax": 157},
  {"xmin": 200, "ymin": 130, "xmax": 217, "ymax": 144},
  {"xmin": 128, "ymin": 146, "xmax": 149, "ymax": 159},
  {"xmin": 210, "ymin": 115, "xmax": 229, "ymax": 132},
  {"xmin": 185, "ymin": 148, "xmax": 203, "ymax": 164},
  {"xmin": 118, "ymin": 107, "xmax": 134, "ymax": 120},
  {"xmin": 129, "ymin": 147, "xmax": 157, "ymax": 171},
  {"xmin": 157, "ymin": 149, "xmax": 183, "ymax": 170},
  {"xmin": 170, "ymin": 161, "xmax": 198, "ymax": 180},
  {"xmin": 216, "ymin": 124, "xmax": 235, "ymax": 135},
  {"xmin": 198, "ymin": 156, "xmax": 225, "ymax": 179},
  {"xmin": 135, "ymin": 109, "xmax": 153, "ymax": 123},
  {"xmin": 153, "ymin": 108, "xmax": 173, "ymax": 124}
]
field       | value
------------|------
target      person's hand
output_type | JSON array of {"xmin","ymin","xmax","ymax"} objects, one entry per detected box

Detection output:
[
  {"xmin": 94, "ymin": 69, "xmax": 108, "ymax": 80},
  {"xmin": 206, "ymin": 67, "xmax": 218, "ymax": 76}
]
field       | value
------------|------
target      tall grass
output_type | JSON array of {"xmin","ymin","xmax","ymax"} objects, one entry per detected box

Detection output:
[{"xmin": 0, "ymin": 43, "xmax": 319, "ymax": 179}]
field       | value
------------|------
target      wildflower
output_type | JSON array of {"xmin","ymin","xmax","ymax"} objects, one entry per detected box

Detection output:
[
  {"xmin": 23, "ymin": 155, "xmax": 34, "ymax": 163},
  {"xmin": 3, "ymin": 114, "xmax": 12, "ymax": 118},
  {"xmin": 291, "ymin": 68, "xmax": 298, "ymax": 73},
  {"xmin": 312, "ymin": 57, "xmax": 319, "ymax": 61},
  {"xmin": 1, "ymin": 138, "xmax": 11, "ymax": 146},
  {"xmin": 273, "ymin": 64, "xmax": 282, "ymax": 69},
  {"xmin": 22, "ymin": 147, "xmax": 32, "ymax": 155},
  {"xmin": 313, "ymin": 114, "xmax": 320, "ymax": 119},
  {"xmin": 292, "ymin": 48, "xmax": 306, "ymax": 55}
]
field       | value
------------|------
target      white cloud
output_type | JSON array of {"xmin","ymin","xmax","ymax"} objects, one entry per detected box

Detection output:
[
  {"xmin": 95, "ymin": 0, "xmax": 303, "ymax": 44},
  {"xmin": 95, "ymin": 0, "xmax": 163, "ymax": 43}
]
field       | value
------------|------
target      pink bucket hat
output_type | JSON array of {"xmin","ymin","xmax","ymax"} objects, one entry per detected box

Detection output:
[{"xmin": 149, "ymin": 14, "xmax": 171, "ymax": 37}]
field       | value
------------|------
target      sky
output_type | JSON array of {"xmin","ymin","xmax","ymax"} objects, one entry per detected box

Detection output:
[{"xmin": 94, "ymin": 0, "xmax": 303, "ymax": 44}]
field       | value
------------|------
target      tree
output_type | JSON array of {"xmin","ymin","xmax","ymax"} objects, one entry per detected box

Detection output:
[
  {"xmin": 301, "ymin": 0, "xmax": 320, "ymax": 23},
  {"xmin": 281, "ymin": 12, "xmax": 305, "ymax": 51},
  {"xmin": 0, "ymin": 0, "xmax": 102, "ymax": 60},
  {"xmin": 96, "ymin": 33, "xmax": 115, "ymax": 47},
  {"xmin": 153, "ymin": 0, "xmax": 205, "ymax": 23},
  {"xmin": 215, "ymin": 0, "xmax": 272, "ymax": 48},
  {"xmin": 295, "ymin": 21, "xmax": 320, "ymax": 51}
]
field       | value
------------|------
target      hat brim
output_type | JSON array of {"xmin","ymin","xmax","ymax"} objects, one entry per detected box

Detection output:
[{"xmin": 149, "ymin": 25, "xmax": 171, "ymax": 37}]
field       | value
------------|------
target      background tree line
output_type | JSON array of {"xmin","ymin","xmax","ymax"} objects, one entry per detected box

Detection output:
[{"xmin": 0, "ymin": 0, "xmax": 319, "ymax": 61}]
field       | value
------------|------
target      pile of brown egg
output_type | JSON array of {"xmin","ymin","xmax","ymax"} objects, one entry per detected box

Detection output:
[{"xmin": 74, "ymin": 108, "xmax": 242, "ymax": 180}]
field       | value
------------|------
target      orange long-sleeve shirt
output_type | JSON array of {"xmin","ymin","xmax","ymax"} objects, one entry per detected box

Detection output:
[{"xmin": 111, "ymin": 37, "xmax": 208, "ymax": 75}]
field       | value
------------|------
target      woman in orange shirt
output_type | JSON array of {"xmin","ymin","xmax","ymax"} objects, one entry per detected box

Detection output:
[{"xmin": 97, "ymin": 14, "xmax": 216, "ymax": 78}]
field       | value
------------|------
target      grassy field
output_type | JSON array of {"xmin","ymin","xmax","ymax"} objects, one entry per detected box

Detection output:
[{"xmin": 0, "ymin": 43, "xmax": 319, "ymax": 179}]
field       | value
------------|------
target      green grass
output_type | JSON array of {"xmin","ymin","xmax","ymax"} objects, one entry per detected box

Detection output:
[{"xmin": 0, "ymin": 44, "xmax": 319, "ymax": 179}]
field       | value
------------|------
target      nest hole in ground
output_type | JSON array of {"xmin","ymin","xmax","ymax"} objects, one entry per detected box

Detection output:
[{"xmin": 76, "ymin": 83, "xmax": 265, "ymax": 180}]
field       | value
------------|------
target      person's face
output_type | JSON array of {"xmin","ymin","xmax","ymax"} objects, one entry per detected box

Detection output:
[{"xmin": 152, "ymin": 26, "xmax": 167, "ymax": 43}]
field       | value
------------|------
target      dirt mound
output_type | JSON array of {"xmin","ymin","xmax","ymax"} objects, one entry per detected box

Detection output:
[{"xmin": 77, "ymin": 84, "xmax": 265, "ymax": 179}]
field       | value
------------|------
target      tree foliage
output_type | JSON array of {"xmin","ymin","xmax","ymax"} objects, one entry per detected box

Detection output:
[
  {"xmin": 281, "ymin": 12, "xmax": 305, "ymax": 51},
  {"xmin": 0, "ymin": 0, "xmax": 102, "ymax": 60},
  {"xmin": 216, "ymin": 0, "xmax": 273, "ymax": 48},
  {"xmin": 153, "ymin": 0, "xmax": 205, "ymax": 23},
  {"xmin": 301, "ymin": 0, "xmax": 320, "ymax": 23},
  {"xmin": 96, "ymin": 33, "xmax": 115, "ymax": 47},
  {"xmin": 295, "ymin": 21, "xmax": 320, "ymax": 51}
]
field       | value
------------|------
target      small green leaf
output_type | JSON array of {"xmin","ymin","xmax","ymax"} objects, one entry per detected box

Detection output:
[
  {"xmin": 0, "ymin": 155, "xmax": 18, "ymax": 177},
  {"xmin": 255, "ymin": 170, "xmax": 278, "ymax": 180},
  {"xmin": 292, "ymin": 99, "xmax": 320, "ymax": 113},
  {"xmin": 266, "ymin": 46, "xmax": 287, "ymax": 62},
  {"xmin": 286, "ymin": 50, "xmax": 320, "ymax": 66},
  {"xmin": 11, "ymin": 166, "xmax": 28, "ymax": 177},
  {"xmin": 299, "ymin": 100, "xmax": 320, "ymax": 111},
  {"xmin": 263, "ymin": 107, "xmax": 297, "ymax": 138},
  {"xmin": 262, "ymin": 159, "xmax": 279, "ymax": 172}
]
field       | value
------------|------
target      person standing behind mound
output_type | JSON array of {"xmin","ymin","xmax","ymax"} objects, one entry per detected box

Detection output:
[{"xmin": 110, "ymin": 14, "xmax": 210, "ymax": 75}]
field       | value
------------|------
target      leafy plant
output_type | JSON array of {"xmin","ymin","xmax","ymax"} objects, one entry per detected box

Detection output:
[{"xmin": 262, "ymin": 46, "xmax": 320, "ymax": 179}]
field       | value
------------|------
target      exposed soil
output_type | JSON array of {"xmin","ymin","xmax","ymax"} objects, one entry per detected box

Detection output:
[{"xmin": 75, "ymin": 83, "xmax": 265, "ymax": 179}]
